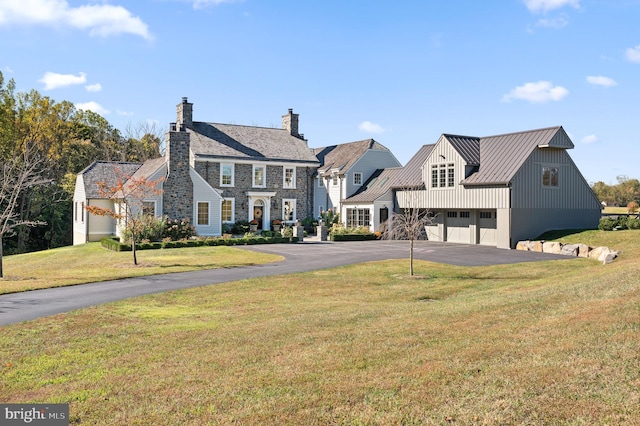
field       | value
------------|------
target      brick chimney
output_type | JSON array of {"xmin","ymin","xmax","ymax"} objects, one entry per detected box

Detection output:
[
  {"xmin": 177, "ymin": 97, "xmax": 193, "ymax": 129},
  {"xmin": 282, "ymin": 108, "xmax": 301, "ymax": 139}
]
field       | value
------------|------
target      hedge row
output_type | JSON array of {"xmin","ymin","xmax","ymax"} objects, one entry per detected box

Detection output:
[
  {"xmin": 599, "ymin": 215, "xmax": 640, "ymax": 231},
  {"xmin": 100, "ymin": 236, "xmax": 299, "ymax": 252},
  {"xmin": 330, "ymin": 233, "xmax": 377, "ymax": 241}
]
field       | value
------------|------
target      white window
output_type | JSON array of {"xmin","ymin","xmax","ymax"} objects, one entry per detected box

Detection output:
[
  {"xmin": 431, "ymin": 165, "xmax": 438, "ymax": 188},
  {"xmin": 353, "ymin": 172, "xmax": 363, "ymax": 186},
  {"xmin": 283, "ymin": 199, "xmax": 296, "ymax": 222},
  {"xmin": 432, "ymin": 163, "xmax": 455, "ymax": 188},
  {"xmin": 197, "ymin": 202, "xmax": 209, "ymax": 226},
  {"xmin": 221, "ymin": 199, "xmax": 234, "ymax": 222},
  {"xmin": 447, "ymin": 163, "xmax": 455, "ymax": 187},
  {"xmin": 283, "ymin": 167, "xmax": 296, "ymax": 189},
  {"xmin": 542, "ymin": 166, "xmax": 559, "ymax": 187},
  {"xmin": 253, "ymin": 164, "xmax": 266, "ymax": 188},
  {"xmin": 318, "ymin": 176, "xmax": 324, "ymax": 187},
  {"xmin": 332, "ymin": 171, "xmax": 338, "ymax": 186},
  {"xmin": 346, "ymin": 208, "xmax": 370, "ymax": 227},
  {"xmin": 220, "ymin": 163, "xmax": 234, "ymax": 187}
]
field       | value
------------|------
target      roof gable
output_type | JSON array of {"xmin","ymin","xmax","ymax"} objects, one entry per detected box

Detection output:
[
  {"xmin": 461, "ymin": 126, "xmax": 567, "ymax": 186},
  {"xmin": 189, "ymin": 122, "xmax": 319, "ymax": 164},
  {"xmin": 314, "ymin": 139, "xmax": 392, "ymax": 175},
  {"xmin": 443, "ymin": 135, "xmax": 480, "ymax": 165},
  {"xmin": 79, "ymin": 161, "xmax": 142, "ymax": 198}
]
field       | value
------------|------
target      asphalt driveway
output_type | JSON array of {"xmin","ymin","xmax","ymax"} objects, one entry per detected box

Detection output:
[{"xmin": 0, "ymin": 240, "xmax": 570, "ymax": 326}]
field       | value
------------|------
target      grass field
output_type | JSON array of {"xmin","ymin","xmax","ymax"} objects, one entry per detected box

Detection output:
[
  {"xmin": 0, "ymin": 243, "xmax": 283, "ymax": 294},
  {"xmin": 1, "ymin": 231, "xmax": 638, "ymax": 424}
]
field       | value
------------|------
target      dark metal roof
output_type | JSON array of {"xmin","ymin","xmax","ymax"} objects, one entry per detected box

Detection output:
[
  {"xmin": 189, "ymin": 122, "xmax": 319, "ymax": 164},
  {"xmin": 313, "ymin": 139, "xmax": 393, "ymax": 175},
  {"xmin": 462, "ymin": 126, "xmax": 566, "ymax": 186},
  {"xmin": 79, "ymin": 161, "xmax": 142, "ymax": 198},
  {"xmin": 444, "ymin": 135, "xmax": 480, "ymax": 165}
]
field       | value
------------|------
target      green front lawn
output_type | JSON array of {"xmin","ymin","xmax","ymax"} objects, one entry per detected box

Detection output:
[
  {"xmin": 0, "ymin": 242, "xmax": 282, "ymax": 294},
  {"xmin": 1, "ymin": 231, "xmax": 638, "ymax": 424}
]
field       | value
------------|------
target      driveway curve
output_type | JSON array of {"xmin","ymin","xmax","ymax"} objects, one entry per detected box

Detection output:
[{"xmin": 0, "ymin": 240, "xmax": 568, "ymax": 326}]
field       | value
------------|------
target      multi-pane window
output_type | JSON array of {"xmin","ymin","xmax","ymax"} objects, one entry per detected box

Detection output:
[
  {"xmin": 447, "ymin": 163, "xmax": 455, "ymax": 187},
  {"xmin": 284, "ymin": 167, "xmax": 295, "ymax": 188},
  {"xmin": 318, "ymin": 176, "xmax": 324, "ymax": 187},
  {"xmin": 283, "ymin": 199, "xmax": 296, "ymax": 222},
  {"xmin": 480, "ymin": 211, "xmax": 493, "ymax": 219},
  {"xmin": 221, "ymin": 163, "xmax": 234, "ymax": 186},
  {"xmin": 432, "ymin": 163, "xmax": 455, "ymax": 188},
  {"xmin": 353, "ymin": 172, "xmax": 363, "ymax": 186},
  {"xmin": 447, "ymin": 211, "xmax": 457, "ymax": 218},
  {"xmin": 346, "ymin": 208, "xmax": 370, "ymax": 228},
  {"xmin": 197, "ymin": 202, "xmax": 209, "ymax": 226},
  {"xmin": 332, "ymin": 171, "xmax": 338, "ymax": 186},
  {"xmin": 542, "ymin": 166, "xmax": 559, "ymax": 187},
  {"xmin": 221, "ymin": 199, "xmax": 233, "ymax": 222},
  {"xmin": 253, "ymin": 165, "xmax": 265, "ymax": 187},
  {"xmin": 460, "ymin": 211, "xmax": 470, "ymax": 218}
]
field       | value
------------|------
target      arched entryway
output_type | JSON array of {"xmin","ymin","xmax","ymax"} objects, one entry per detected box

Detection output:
[{"xmin": 248, "ymin": 192, "xmax": 276, "ymax": 231}]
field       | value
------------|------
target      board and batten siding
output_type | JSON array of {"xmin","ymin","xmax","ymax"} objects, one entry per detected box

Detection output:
[{"xmin": 510, "ymin": 147, "xmax": 602, "ymax": 210}]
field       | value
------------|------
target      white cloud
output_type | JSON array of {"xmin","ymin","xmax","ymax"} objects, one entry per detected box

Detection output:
[
  {"xmin": 75, "ymin": 101, "xmax": 110, "ymax": 115},
  {"xmin": 581, "ymin": 134, "xmax": 598, "ymax": 144},
  {"xmin": 191, "ymin": 0, "xmax": 240, "ymax": 9},
  {"xmin": 39, "ymin": 71, "xmax": 86, "ymax": 90},
  {"xmin": 586, "ymin": 75, "xmax": 617, "ymax": 87},
  {"xmin": 502, "ymin": 81, "xmax": 569, "ymax": 103},
  {"xmin": 116, "ymin": 109, "xmax": 134, "ymax": 116},
  {"xmin": 625, "ymin": 45, "xmax": 640, "ymax": 63},
  {"xmin": 358, "ymin": 121, "xmax": 386, "ymax": 134},
  {"xmin": 524, "ymin": 0, "xmax": 580, "ymax": 13},
  {"xmin": 535, "ymin": 16, "xmax": 568, "ymax": 28},
  {"xmin": 0, "ymin": 0, "xmax": 151, "ymax": 40},
  {"xmin": 85, "ymin": 83, "xmax": 102, "ymax": 92}
]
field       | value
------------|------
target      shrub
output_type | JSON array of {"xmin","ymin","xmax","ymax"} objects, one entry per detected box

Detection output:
[
  {"xmin": 120, "ymin": 215, "xmax": 166, "ymax": 243},
  {"xmin": 163, "ymin": 218, "xmax": 196, "ymax": 241},
  {"xmin": 231, "ymin": 220, "xmax": 250, "ymax": 234},
  {"xmin": 627, "ymin": 201, "xmax": 639, "ymax": 214},
  {"xmin": 627, "ymin": 216, "xmax": 640, "ymax": 229},
  {"xmin": 330, "ymin": 233, "xmax": 377, "ymax": 241}
]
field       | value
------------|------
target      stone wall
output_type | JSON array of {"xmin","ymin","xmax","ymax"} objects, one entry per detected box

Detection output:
[
  {"xmin": 193, "ymin": 161, "xmax": 314, "ymax": 222},
  {"xmin": 516, "ymin": 240, "xmax": 620, "ymax": 264},
  {"xmin": 163, "ymin": 129, "xmax": 193, "ymax": 221}
]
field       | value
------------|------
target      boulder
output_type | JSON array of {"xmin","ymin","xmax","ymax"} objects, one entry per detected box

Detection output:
[
  {"xmin": 543, "ymin": 241, "xmax": 563, "ymax": 254},
  {"xmin": 530, "ymin": 240, "xmax": 544, "ymax": 253},
  {"xmin": 560, "ymin": 243, "xmax": 579, "ymax": 256},
  {"xmin": 588, "ymin": 246, "xmax": 607, "ymax": 260},
  {"xmin": 576, "ymin": 244, "xmax": 590, "ymax": 258},
  {"xmin": 516, "ymin": 240, "xmax": 530, "ymax": 251}
]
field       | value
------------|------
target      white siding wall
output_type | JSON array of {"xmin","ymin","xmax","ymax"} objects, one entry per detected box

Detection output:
[
  {"xmin": 191, "ymin": 168, "xmax": 223, "ymax": 236},
  {"xmin": 345, "ymin": 150, "xmax": 401, "ymax": 198},
  {"xmin": 72, "ymin": 175, "xmax": 88, "ymax": 245},
  {"xmin": 87, "ymin": 199, "xmax": 117, "ymax": 242}
]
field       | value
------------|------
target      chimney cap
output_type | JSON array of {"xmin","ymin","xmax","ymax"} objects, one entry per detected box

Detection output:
[
  {"xmin": 288, "ymin": 108, "xmax": 293, "ymax": 113},
  {"xmin": 182, "ymin": 97, "xmax": 189, "ymax": 103}
]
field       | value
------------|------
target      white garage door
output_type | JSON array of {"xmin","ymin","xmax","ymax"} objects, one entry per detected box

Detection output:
[
  {"xmin": 478, "ymin": 210, "xmax": 497, "ymax": 246},
  {"xmin": 446, "ymin": 211, "xmax": 471, "ymax": 244}
]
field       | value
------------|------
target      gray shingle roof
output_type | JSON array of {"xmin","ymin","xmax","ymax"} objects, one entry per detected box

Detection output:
[
  {"xmin": 462, "ymin": 126, "xmax": 567, "ymax": 186},
  {"xmin": 189, "ymin": 122, "xmax": 319, "ymax": 164},
  {"xmin": 345, "ymin": 168, "xmax": 403, "ymax": 203},
  {"xmin": 313, "ymin": 139, "xmax": 392, "ymax": 175},
  {"xmin": 79, "ymin": 161, "xmax": 142, "ymax": 198}
]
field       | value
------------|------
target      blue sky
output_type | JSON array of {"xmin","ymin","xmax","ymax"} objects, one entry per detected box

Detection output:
[{"xmin": 1, "ymin": 0, "xmax": 639, "ymax": 184}]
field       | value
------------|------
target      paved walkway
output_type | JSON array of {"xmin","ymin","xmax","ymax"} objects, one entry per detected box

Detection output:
[{"xmin": 0, "ymin": 240, "xmax": 569, "ymax": 326}]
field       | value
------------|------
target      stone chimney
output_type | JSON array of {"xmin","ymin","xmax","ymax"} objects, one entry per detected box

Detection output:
[
  {"xmin": 282, "ymin": 108, "xmax": 301, "ymax": 139},
  {"xmin": 163, "ymin": 107, "xmax": 193, "ymax": 221},
  {"xmin": 177, "ymin": 97, "xmax": 193, "ymax": 129}
]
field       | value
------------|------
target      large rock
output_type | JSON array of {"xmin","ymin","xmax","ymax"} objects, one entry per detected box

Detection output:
[
  {"xmin": 516, "ymin": 240, "xmax": 530, "ymax": 251},
  {"xmin": 576, "ymin": 244, "xmax": 590, "ymax": 258},
  {"xmin": 560, "ymin": 243, "xmax": 579, "ymax": 256},
  {"xmin": 588, "ymin": 246, "xmax": 607, "ymax": 260},
  {"xmin": 530, "ymin": 240, "xmax": 543, "ymax": 253},
  {"xmin": 543, "ymin": 241, "xmax": 562, "ymax": 254}
]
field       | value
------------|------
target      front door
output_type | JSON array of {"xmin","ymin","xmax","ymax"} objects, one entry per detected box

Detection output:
[{"xmin": 253, "ymin": 201, "xmax": 264, "ymax": 229}]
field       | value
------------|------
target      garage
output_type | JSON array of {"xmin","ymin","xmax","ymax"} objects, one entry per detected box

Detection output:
[
  {"xmin": 478, "ymin": 210, "xmax": 497, "ymax": 246},
  {"xmin": 445, "ymin": 211, "xmax": 471, "ymax": 244}
]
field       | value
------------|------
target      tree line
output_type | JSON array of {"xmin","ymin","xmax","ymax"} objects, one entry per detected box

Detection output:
[
  {"xmin": 0, "ymin": 72, "xmax": 163, "ymax": 261},
  {"xmin": 591, "ymin": 175, "xmax": 640, "ymax": 207}
]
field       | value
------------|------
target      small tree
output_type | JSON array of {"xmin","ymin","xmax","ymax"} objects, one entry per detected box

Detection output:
[
  {"xmin": 627, "ymin": 201, "xmax": 639, "ymax": 215},
  {"xmin": 85, "ymin": 169, "xmax": 164, "ymax": 265},
  {"xmin": 383, "ymin": 187, "xmax": 435, "ymax": 276},
  {"xmin": 0, "ymin": 143, "xmax": 50, "ymax": 278}
]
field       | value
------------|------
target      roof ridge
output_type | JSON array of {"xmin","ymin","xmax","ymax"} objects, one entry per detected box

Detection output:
[
  {"xmin": 480, "ymin": 126, "xmax": 561, "ymax": 139},
  {"xmin": 198, "ymin": 121, "xmax": 286, "ymax": 131}
]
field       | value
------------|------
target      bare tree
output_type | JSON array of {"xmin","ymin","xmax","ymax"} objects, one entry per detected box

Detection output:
[
  {"xmin": 0, "ymin": 143, "xmax": 50, "ymax": 277},
  {"xmin": 85, "ymin": 168, "xmax": 164, "ymax": 265},
  {"xmin": 382, "ymin": 187, "xmax": 435, "ymax": 276}
]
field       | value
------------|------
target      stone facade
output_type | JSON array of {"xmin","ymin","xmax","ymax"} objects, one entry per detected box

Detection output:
[
  {"xmin": 193, "ymin": 161, "xmax": 314, "ymax": 222},
  {"xmin": 163, "ymin": 128, "xmax": 193, "ymax": 221}
]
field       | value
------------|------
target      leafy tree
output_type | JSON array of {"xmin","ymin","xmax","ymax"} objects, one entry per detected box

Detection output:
[{"xmin": 85, "ymin": 169, "xmax": 164, "ymax": 265}]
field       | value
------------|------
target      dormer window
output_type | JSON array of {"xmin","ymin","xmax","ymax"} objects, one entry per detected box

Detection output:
[{"xmin": 431, "ymin": 163, "xmax": 455, "ymax": 188}]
